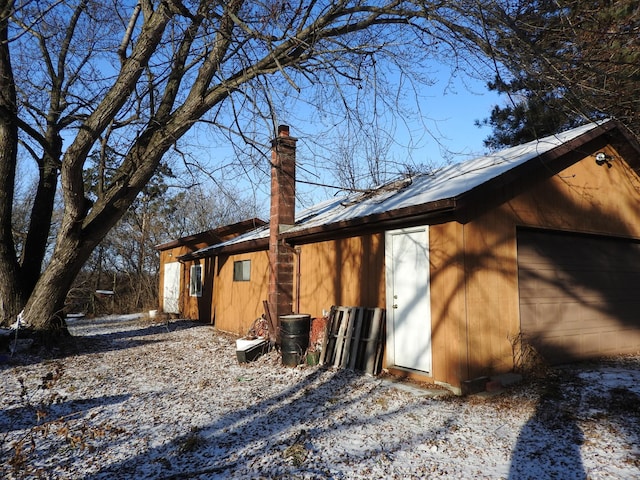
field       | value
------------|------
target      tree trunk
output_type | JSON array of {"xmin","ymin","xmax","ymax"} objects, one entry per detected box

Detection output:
[
  {"xmin": 0, "ymin": 261, "xmax": 23, "ymax": 326},
  {"xmin": 20, "ymin": 157, "xmax": 60, "ymax": 296},
  {"xmin": 22, "ymin": 233, "xmax": 94, "ymax": 334},
  {"xmin": 0, "ymin": 2, "xmax": 23, "ymax": 325}
]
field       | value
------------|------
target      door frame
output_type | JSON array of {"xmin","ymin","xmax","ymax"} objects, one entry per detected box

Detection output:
[
  {"xmin": 385, "ymin": 226, "xmax": 432, "ymax": 374},
  {"xmin": 163, "ymin": 261, "xmax": 181, "ymax": 314}
]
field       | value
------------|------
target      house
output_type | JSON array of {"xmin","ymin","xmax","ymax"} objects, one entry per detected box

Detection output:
[
  {"xmin": 155, "ymin": 218, "xmax": 266, "ymax": 321},
  {"xmin": 159, "ymin": 121, "xmax": 640, "ymax": 392}
]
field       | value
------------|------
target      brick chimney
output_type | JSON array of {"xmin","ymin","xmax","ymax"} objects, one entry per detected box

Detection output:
[{"xmin": 268, "ymin": 125, "xmax": 297, "ymax": 339}]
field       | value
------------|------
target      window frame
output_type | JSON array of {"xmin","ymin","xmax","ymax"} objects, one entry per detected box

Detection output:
[
  {"xmin": 233, "ymin": 259, "xmax": 251, "ymax": 282},
  {"xmin": 189, "ymin": 264, "xmax": 203, "ymax": 297}
]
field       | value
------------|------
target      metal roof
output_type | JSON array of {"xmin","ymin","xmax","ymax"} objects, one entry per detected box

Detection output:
[{"xmin": 187, "ymin": 119, "xmax": 619, "ymax": 257}]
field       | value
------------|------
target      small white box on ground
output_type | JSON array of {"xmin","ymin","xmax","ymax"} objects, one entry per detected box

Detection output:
[{"xmin": 236, "ymin": 338, "xmax": 268, "ymax": 363}]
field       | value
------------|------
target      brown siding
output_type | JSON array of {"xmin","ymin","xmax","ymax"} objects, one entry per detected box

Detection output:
[
  {"xmin": 429, "ymin": 222, "xmax": 468, "ymax": 386},
  {"xmin": 213, "ymin": 251, "xmax": 270, "ymax": 335},
  {"xmin": 461, "ymin": 210, "xmax": 520, "ymax": 379},
  {"xmin": 296, "ymin": 234, "xmax": 386, "ymax": 318},
  {"xmin": 211, "ymin": 234, "xmax": 385, "ymax": 336},
  {"xmin": 448, "ymin": 144, "xmax": 640, "ymax": 381},
  {"xmin": 509, "ymin": 145, "xmax": 640, "ymax": 236},
  {"xmin": 158, "ymin": 238, "xmax": 222, "ymax": 316},
  {"xmin": 181, "ymin": 257, "xmax": 215, "ymax": 322}
]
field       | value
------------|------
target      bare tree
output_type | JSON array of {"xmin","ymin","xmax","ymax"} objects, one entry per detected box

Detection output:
[{"xmin": 0, "ymin": 0, "xmax": 495, "ymax": 334}]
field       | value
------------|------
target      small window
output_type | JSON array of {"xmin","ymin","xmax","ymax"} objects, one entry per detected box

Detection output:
[
  {"xmin": 233, "ymin": 260, "xmax": 251, "ymax": 281},
  {"xmin": 189, "ymin": 264, "xmax": 202, "ymax": 297}
]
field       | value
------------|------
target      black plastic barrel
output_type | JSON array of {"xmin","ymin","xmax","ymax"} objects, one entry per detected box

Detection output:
[{"xmin": 280, "ymin": 314, "xmax": 311, "ymax": 366}]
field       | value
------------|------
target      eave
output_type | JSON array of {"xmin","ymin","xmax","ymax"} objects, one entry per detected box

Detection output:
[
  {"xmin": 280, "ymin": 198, "xmax": 458, "ymax": 244},
  {"xmin": 178, "ymin": 237, "xmax": 270, "ymax": 260}
]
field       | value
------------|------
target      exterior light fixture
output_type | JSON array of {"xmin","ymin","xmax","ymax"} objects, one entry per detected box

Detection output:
[{"xmin": 595, "ymin": 152, "xmax": 613, "ymax": 168}]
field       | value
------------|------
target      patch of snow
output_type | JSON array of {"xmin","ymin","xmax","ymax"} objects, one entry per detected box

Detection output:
[
  {"xmin": 10, "ymin": 310, "xmax": 27, "ymax": 330},
  {"xmin": 1, "ymin": 314, "xmax": 638, "ymax": 479}
]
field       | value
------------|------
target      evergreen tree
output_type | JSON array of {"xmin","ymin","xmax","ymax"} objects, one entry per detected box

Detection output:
[
  {"xmin": 478, "ymin": 0, "xmax": 640, "ymax": 148},
  {"xmin": 477, "ymin": 76, "xmax": 586, "ymax": 150}
]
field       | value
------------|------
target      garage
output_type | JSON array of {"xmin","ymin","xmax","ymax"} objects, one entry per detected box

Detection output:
[{"xmin": 517, "ymin": 228, "xmax": 640, "ymax": 364}]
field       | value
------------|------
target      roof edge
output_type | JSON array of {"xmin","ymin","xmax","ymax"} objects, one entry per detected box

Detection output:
[
  {"xmin": 155, "ymin": 217, "xmax": 266, "ymax": 251},
  {"xmin": 281, "ymin": 199, "xmax": 457, "ymax": 243},
  {"xmin": 178, "ymin": 236, "xmax": 270, "ymax": 260}
]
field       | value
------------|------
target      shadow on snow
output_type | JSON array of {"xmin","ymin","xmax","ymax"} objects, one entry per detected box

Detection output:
[
  {"xmin": 0, "ymin": 319, "xmax": 205, "ymax": 369},
  {"xmin": 83, "ymin": 368, "xmax": 460, "ymax": 479}
]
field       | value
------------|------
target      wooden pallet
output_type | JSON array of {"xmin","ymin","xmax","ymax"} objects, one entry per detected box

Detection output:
[{"xmin": 319, "ymin": 306, "xmax": 385, "ymax": 375}]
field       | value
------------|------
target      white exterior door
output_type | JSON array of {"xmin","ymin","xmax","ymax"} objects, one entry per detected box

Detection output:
[
  {"xmin": 385, "ymin": 227, "xmax": 432, "ymax": 373},
  {"xmin": 163, "ymin": 262, "xmax": 181, "ymax": 314}
]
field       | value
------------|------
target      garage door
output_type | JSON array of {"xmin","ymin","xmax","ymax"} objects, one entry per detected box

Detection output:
[{"xmin": 517, "ymin": 229, "xmax": 640, "ymax": 364}]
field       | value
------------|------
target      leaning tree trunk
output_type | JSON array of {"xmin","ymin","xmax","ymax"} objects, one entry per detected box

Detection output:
[
  {"xmin": 22, "ymin": 137, "xmax": 167, "ymax": 332},
  {"xmin": 22, "ymin": 231, "xmax": 96, "ymax": 334}
]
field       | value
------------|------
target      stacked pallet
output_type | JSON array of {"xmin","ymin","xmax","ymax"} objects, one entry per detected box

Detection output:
[{"xmin": 319, "ymin": 306, "xmax": 385, "ymax": 375}]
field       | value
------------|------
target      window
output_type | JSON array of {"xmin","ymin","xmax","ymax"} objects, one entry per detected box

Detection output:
[
  {"xmin": 233, "ymin": 260, "xmax": 251, "ymax": 281},
  {"xmin": 189, "ymin": 264, "xmax": 202, "ymax": 297}
]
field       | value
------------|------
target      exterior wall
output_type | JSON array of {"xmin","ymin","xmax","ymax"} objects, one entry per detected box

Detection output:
[
  {"xmin": 158, "ymin": 240, "xmax": 216, "ymax": 318},
  {"xmin": 213, "ymin": 250, "xmax": 270, "ymax": 335},
  {"xmin": 181, "ymin": 257, "xmax": 215, "ymax": 322},
  {"xmin": 509, "ymin": 144, "xmax": 640, "ymax": 237},
  {"xmin": 449, "ymin": 144, "xmax": 640, "ymax": 381},
  {"xmin": 296, "ymin": 234, "xmax": 386, "ymax": 318},
  {"xmin": 211, "ymin": 234, "xmax": 385, "ymax": 336},
  {"xmin": 429, "ymin": 222, "xmax": 468, "ymax": 387},
  {"xmin": 460, "ymin": 209, "xmax": 520, "ymax": 380},
  {"xmin": 158, "ymin": 246, "xmax": 188, "ymax": 314}
]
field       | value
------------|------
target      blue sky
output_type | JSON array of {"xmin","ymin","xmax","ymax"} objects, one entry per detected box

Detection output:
[
  {"xmin": 180, "ymin": 69, "xmax": 503, "ymax": 216},
  {"xmin": 416, "ymin": 75, "xmax": 500, "ymax": 160},
  {"xmin": 282, "ymin": 73, "xmax": 501, "ymax": 210},
  {"xmin": 13, "ymin": 66, "xmax": 502, "ymax": 221}
]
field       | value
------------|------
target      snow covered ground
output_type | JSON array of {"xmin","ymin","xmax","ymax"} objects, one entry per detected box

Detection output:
[{"xmin": 1, "ymin": 314, "xmax": 639, "ymax": 479}]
